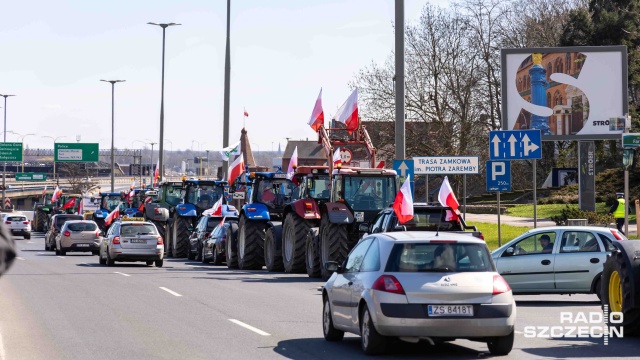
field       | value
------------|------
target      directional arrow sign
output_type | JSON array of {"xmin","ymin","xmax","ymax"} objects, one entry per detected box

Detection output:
[
  {"xmin": 489, "ymin": 130, "xmax": 542, "ymax": 160},
  {"xmin": 393, "ymin": 160, "xmax": 414, "ymax": 180}
]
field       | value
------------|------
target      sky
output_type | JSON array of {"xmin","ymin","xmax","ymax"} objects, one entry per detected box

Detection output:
[{"xmin": 0, "ymin": 0, "xmax": 448, "ymax": 155}]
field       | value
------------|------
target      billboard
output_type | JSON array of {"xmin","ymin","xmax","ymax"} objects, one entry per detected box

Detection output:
[{"xmin": 501, "ymin": 46, "xmax": 628, "ymax": 140}]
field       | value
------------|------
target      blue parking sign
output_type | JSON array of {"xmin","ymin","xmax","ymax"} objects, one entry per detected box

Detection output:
[{"xmin": 486, "ymin": 161, "xmax": 511, "ymax": 192}]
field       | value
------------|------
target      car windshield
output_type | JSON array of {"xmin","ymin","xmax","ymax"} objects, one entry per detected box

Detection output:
[
  {"xmin": 342, "ymin": 176, "xmax": 396, "ymax": 211},
  {"xmin": 399, "ymin": 208, "xmax": 462, "ymax": 231},
  {"xmin": 120, "ymin": 224, "xmax": 157, "ymax": 236},
  {"xmin": 385, "ymin": 242, "xmax": 494, "ymax": 272},
  {"xmin": 68, "ymin": 222, "xmax": 97, "ymax": 231}
]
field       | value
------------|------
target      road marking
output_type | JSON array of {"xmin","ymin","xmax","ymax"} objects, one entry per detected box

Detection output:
[
  {"xmin": 16, "ymin": 257, "xmax": 25, "ymax": 260},
  {"xmin": 27, "ymin": 241, "xmax": 33, "ymax": 244},
  {"xmin": 228, "ymin": 319, "xmax": 271, "ymax": 336},
  {"xmin": 515, "ymin": 331, "xmax": 523, "ymax": 334},
  {"xmin": 56, "ymin": 256, "xmax": 65, "ymax": 259},
  {"xmin": 0, "ymin": 326, "xmax": 5, "ymax": 360},
  {"xmin": 37, "ymin": 252, "xmax": 45, "ymax": 255},
  {"xmin": 159, "ymin": 287, "xmax": 182, "ymax": 297},
  {"xmin": 114, "ymin": 272, "xmax": 131, "ymax": 277}
]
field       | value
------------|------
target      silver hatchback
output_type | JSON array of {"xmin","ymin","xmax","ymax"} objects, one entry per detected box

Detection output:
[
  {"xmin": 99, "ymin": 221, "xmax": 164, "ymax": 267},
  {"xmin": 55, "ymin": 220, "xmax": 101, "ymax": 255},
  {"xmin": 322, "ymin": 232, "xmax": 515, "ymax": 356}
]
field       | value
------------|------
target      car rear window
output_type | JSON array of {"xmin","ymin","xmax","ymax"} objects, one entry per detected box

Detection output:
[
  {"xmin": 68, "ymin": 223, "xmax": 97, "ymax": 231},
  {"xmin": 120, "ymin": 224, "xmax": 157, "ymax": 236},
  {"xmin": 7, "ymin": 216, "xmax": 26, "ymax": 222},
  {"xmin": 385, "ymin": 242, "xmax": 494, "ymax": 272},
  {"xmin": 56, "ymin": 216, "xmax": 84, "ymax": 228}
]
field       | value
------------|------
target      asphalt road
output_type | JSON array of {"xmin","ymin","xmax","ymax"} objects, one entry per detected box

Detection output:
[{"xmin": 1, "ymin": 233, "xmax": 639, "ymax": 360}]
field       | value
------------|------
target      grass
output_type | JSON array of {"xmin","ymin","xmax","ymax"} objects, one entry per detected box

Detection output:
[
  {"xmin": 504, "ymin": 203, "xmax": 637, "ymax": 222},
  {"xmin": 471, "ymin": 222, "xmax": 532, "ymax": 250}
]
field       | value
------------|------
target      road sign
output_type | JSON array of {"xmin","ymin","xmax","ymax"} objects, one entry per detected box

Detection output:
[
  {"xmin": 339, "ymin": 148, "xmax": 353, "ymax": 164},
  {"xmin": 622, "ymin": 133, "xmax": 640, "ymax": 148},
  {"xmin": 486, "ymin": 161, "xmax": 511, "ymax": 192},
  {"xmin": 54, "ymin": 143, "xmax": 99, "ymax": 162},
  {"xmin": 15, "ymin": 173, "xmax": 47, "ymax": 181},
  {"xmin": 489, "ymin": 130, "xmax": 542, "ymax": 160},
  {"xmin": 0, "ymin": 142, "xmax": 23, "ymax": 161},
  {"xmin": 413, "ymin": 156, "xmax": 479, "ymax": 174},
  {"xmin": 4, "ymin": 198, "xmax": 11, "ymax": 209},
  {"xmin": 393, "ymin": 159, "xmax": 414, "ymax": 179}
]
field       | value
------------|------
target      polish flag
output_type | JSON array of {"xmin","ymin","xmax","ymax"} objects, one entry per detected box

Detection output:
[
  {"xmin": 77, "ymin": 198, "xmax": 84, "ymax": 215},
  {"xmin": 333, "ymin": 88, "xmax": 358, "ymax": 133},
  {"xmin": 211, "ymin": 196, "xmax": 223, "ymax": 216},
  {"xmin": 219, "ymin": 216, "xmax": 226, "ymax": 228},
  {"xmin": 286, "ymin": 146, "xmax": 298, "ymax": 180},
  {"xmin": 393, "ymin": 175, "xmax": 414, "ymax": 224},
  {"xmin": 104, "ymin": 205, "xmax": 120, "ymax": 226},
  {"xmin": 42, "ymin": 185, "xmax": 47, "ymax": 195},
  {"xmin": 61, "ymin": 197, "xmax": 76, "ymax": 210},
  {"xmin": 244, "ymin": 109, "xmax": 249, "ymax": 117},
  {"xmin": 333, "ymin": 147, "xmax": 342, "ymax": 167},
  {"xmin": 307, "ymin": 88, "xmax": 324, "ymax": 131},
  {"xmin": 51, "ymin": 186, "xmax": 62, "ymax": 202},
  {"xmin": 138, "ymin": 196, "xmax": 152, "ymax": 212},
  {"xmin": 153, "ymin": 159, "xmax": 160, "ymax": 186},
  {"xmin": 438, "ymin": 176, "xmax": 460, "ymax": 212},
  {"xmin": 228, "ymin": 153, "xmax": 245, "ymax": 185},
  {"xmin": 127, "ymin": 189, "xmax": 135, "ymax": 204}
]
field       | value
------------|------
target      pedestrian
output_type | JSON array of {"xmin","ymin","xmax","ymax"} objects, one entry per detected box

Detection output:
[{"xmin": 609, "ymin": 192, "xmax": 629, "ymax": 235}]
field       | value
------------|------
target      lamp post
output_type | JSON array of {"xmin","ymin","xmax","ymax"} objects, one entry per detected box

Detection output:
[
  {"xmin": 149, "ymin": 141, "xmax": 156, "ymax": 186},
  {"xmin": 206, "ymin": 150, "xmax": 210, "ymax": 178},
  {"xmin": 148, "ymin": 22, "xmax": 180, "ymax": 190},
  {"xmin": 100, "ymin": 79, "xmax": 125, "ymax": 192},
  {"xmin": 42, "ymin": 135, "xmax": 67, "ymax": 182},
  {"xmin": 0, "ymin": 95, "xmax": 15, "ymax": 205},
  {"xmin": 11, "ymin": 132, "xmax": 35, "ymax": 172}
]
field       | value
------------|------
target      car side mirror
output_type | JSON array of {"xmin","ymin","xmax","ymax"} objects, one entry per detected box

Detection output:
[
  {"xmin": 325, "ymin": 261, "xmax": 341, "ymax": 273},
  {"xmin": 358, "ymin": 223, "xmax": 370, "ymax": 233},
  {"xmin": 504, "ymin": 247, "xmax": 515, "ymax": 256},
  {"xmin": 393, "ymin": 225, "xmax": 406, "ymax": 231}
]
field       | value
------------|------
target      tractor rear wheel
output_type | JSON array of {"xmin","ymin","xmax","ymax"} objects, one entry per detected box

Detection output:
[
  {"xmin": 305, "ymin": 228, "xmax": 321, "ymax": 278},
  {"xmin": 171, "ymin": 214, "xmax": 191, "ymax": 258},
  {"xmin": 225, "ymin": 222, "xmax": 239, "ymax": 268},
  {"xmin": 282, "ymin": 213, "xmax": 309, "ymax": 273},
  {"xmin": 264, "ymin": 227, "xmax": 284, "ymax": 272},
  {"xmin": 601, "ymin": 242, "xmax": 640, "ymax": 336},
  {"xmin": 35, "ymin": 208, "xmax": 47, "ymax": 232},
  {"xmin": 237, "ymin": 215, "xmax": 265, "ymax": 270},
  {"xmin": 320, "ymin": 218, "xmax": 348, "ymax": 280}
]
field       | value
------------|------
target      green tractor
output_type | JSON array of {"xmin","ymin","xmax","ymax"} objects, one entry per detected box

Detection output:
[
  {"xmin": 33, "ymin": 193, "xmax": 54, "ymax": 232},
  {"xmin": 143, "ymin": 182, "xmax": 184, "ymax": 255}
]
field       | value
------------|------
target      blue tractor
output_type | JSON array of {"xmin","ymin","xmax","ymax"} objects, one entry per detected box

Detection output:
[
  {"xmin": 169, "ymin": 179, "xmax": 231, "ymax": 258},
  {"xmin": 233, "ymin": 171, "xmax": 296, "ymax": 270}
]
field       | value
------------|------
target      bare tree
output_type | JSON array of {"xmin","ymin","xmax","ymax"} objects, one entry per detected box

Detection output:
[{"xmin": 57, "ymin": 163, "xmax": 100, "ymax": 194}]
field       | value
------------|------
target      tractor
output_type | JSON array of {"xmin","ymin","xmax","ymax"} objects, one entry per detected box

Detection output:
[
  {"xmin": 143, "ymin": 181, "xmax": 183, "ymax": 253},
  {"xmin": 92, "ymin": 191, "xmax": 128, "ymax": 233},
  {"xmin": 33, "ymin": 193, "xmax": 54, "ymax": 232}
]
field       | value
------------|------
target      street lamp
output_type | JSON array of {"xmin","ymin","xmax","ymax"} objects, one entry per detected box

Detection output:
[
  {"xmin": 100, "ymin": 79, "xmax": 125, "ymax": 192},
  {"xmin": 206, "ymin": 150, "xmax": 210, "ymax": 178},
  {"xmin": 42, "ymin": 135, "xmax": 67, "ymax": 181},
  {"xmin": 148, "ymin": 141, "xmax": 156, "ymax": 186},
  {"xmin": 11, "ymin": 132, "xmax": 35, "ymax": 172},
  {"xmin": 0, "ymin": 94, "xmax": 16, "ymax": 205},
  {"xmin": 148, "ymin": 22, "xmax": 181, "ymax": 191}
]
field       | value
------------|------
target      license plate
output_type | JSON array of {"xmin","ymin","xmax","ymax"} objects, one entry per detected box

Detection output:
[
  {"xmin": 130, "ymin": 239, "xmax": 146, "ymax": 243},
  {"xmin": 77, "ymin": 244, "xmax": 90, "ymax": 247},
  {"xmin": 354, "ymin": 212, "xmax": 364, "ymax": 222},
  {"xmin": 428, "ymin": 305, "xmax": 474, "ymax": 316}
]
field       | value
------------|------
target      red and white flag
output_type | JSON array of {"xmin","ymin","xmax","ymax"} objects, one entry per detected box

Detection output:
[
  {"xmin": 438, "ymin": 176, "xmax": 460, "ymax": 212},
  {"xmin": 211, "ymin": 196, "xmax": 223, "ymax": 216},
  {"xmin": 286, "ymin": 146, "xmax": 298, "ymax": 180},
  {"xmin": 153, "ymin": 159, "xmax": 160, "ymax": 186},
  {"xmin": 51, "ymin": 186, "xmax": 62, "ymax": 202},
  {"xmin": 393, "ymin": 175, "xmax": 414, "ymax": 224},
  {"xmin": 244, "ymin": 109, "xmax": 249, "ymax": 117},
  {"xmin": 333, "ymin": 88, "xmax": 358, "ymax": 133},
  {"xmin": 219, "ymin": 216, "xmax": 226, "ymax": 228},
  {"xmin": 332, "ymin": 147, "xmax": 342, "ymax": 167},
  {"xmin": 307, "ymin": 88, "xmax": 324, "ymax": 131},
  {"xmin": 228, "ymin": 153, "xmax": 245, "ymax": 185},
  {"xmin": 42, "ymin": 185, "xmax": 47, "ymax": 195},
  {"xmin": 104, "ymin": 205, "xmax": 121, "ymax": 226},
  {"xmin": 61, "ymin": 197, "xmax": 76, "ymax": 210},
  {"xmin": 77, "ymin": 198, "xmax": 84, "ymax": 215},
  {"xmin": 138, "ymin": 196, "xmax": 153, "ymax": 212},
  {"xmin": 127, "ymin": 189, "xmax": 135, "ymax": 204}
]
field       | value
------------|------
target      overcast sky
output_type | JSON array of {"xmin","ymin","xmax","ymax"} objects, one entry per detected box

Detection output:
[{"xmin": 0, "ymin": 0, "xmax": 448, "ymax": 154}]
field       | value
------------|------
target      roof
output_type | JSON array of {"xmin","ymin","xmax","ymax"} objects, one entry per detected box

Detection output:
[
  {"xmin": 377, "ymin": 231, "xmax": 486, "ymax": 243},
  {"xmin": 283, "ymin": 140, "xmax": 326, "ymax": 161}
]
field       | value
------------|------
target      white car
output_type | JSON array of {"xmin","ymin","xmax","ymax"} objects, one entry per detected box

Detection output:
[
  {"xmin": 322, "ymin": 232, "xmax": 515, "ymax": 356},
  {"xmin": 4, "ymin": 213, "xmax": 31, "ymax": 239},
  {"xmin": 491, "ymin": 226, "xmax": 626, "ymax": 297}
]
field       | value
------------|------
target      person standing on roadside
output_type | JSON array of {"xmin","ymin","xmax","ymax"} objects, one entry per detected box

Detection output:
[{"xmin": 609, "ymin": 192, "xmax": 629, "ymax": 235}]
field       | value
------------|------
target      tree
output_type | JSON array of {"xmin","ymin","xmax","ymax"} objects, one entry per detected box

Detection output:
[{"xmin": 56, "ymin": 163, "xmax": 100, "ymax": 194}]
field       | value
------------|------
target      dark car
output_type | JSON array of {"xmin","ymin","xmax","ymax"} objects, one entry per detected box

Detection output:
[
  {"xmin": 45, "ymin": 214, "xmax": 85, "ymax": 251},
  {"xmin": 363, "ymin": 203, "xmax": 483, "ymax": 239},
  {"xmin": 202, "ymin": 218, "xmax": 239, "ymax": 264}
]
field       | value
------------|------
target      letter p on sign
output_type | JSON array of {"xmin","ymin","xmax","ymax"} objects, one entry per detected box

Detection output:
[{"xmin": 492, "ymin": 162, "xmax": 505, "ymax": 180}]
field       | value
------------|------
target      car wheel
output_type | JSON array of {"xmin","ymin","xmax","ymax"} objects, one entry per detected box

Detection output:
[
  {"xmin": 594, "ymin": 277, "xmax": 602, "ymax": 302},
  {"xmin": 195, "ymin": 243, "xmax": 202, "ymax": 262},
  {"xmin": 45, "ymin": 242, "xmax": 50, "ymax": 251},
  {"xmin": 92, "ymin": 251, "xmax": 99, "ymax": 256},
  {"xmin": 212, "ymin": 247, "xmax": 223, "ymax": 265},
  {"xmin": 146, "ymin": 260, "xmax": 154, "ymax": 266},
  {"xmin": 55, "ymin": 248, "xmax": 60, "ymax": 255},
  {"xmin": 106, "ymin": 249, "xmax": 115, "ymax": 266},
  {"xmin": 322, "ymin": 296, "xmax": 344, "ymax": 341},
  {"xmin": 188, "ymin": 244, "xmax": 196, "ymax": 260},
  {"xmin": 99, "ymin": 250, "xmax": 107, "ymax": 265},
  {"xmin": 60, "ymin": 249, "xmax": 66, "ymax": 256},
  {"xmin": 155, "ymin": 259, "xmax": 164, "ymax": 268},
  {"xmin": 24, "ymin": 233, "xmax": 31, "ymax": 240},
  {"xmin": 201, "ymin": 246, "xmax": 210, "ymax": 264},
  {"xmin": 360, "ymin": 306, "xmax": 386, "ymax": 355},
  {"xmin": 487, "ymin": 329, "xmax": 514, "ymax": 355}
]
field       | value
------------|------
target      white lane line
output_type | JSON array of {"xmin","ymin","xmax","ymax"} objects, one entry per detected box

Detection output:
[
  {"xmin": 37, "ymin": 252, "xmax": 45, "ymax": 255},
  {"xmin": 27, "ymin": 241, "xmax": 33, "ymax": 244},
  {"xmin": 113, "ymin": 272, "xmax": 131, "ymax": 277},
  {"xmin": 56, "ymin": 256, "xmax": 65, "ymax": 259},
  {"xmin": 228, "ymin": 319, "xmax": 271, "ymax": 336},
  {"xmin": 0, "ymin": 326, "xmax": 5, "ymax": 360},
  {"xmin": 16, "ymin": 257, "xmax": 25, "ymax": 261},
  {"xmin": 159, "ymin": 287, "xmax": 182, "ymax": 297},
  {"xmin": 515, "ymin": 330, "xmax": 524, "ymax": 334}
]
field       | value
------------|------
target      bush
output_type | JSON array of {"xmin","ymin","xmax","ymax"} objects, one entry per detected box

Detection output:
[{"xmin": 549, "ymin": 205, "xmax": 613, "ymax": 226}]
